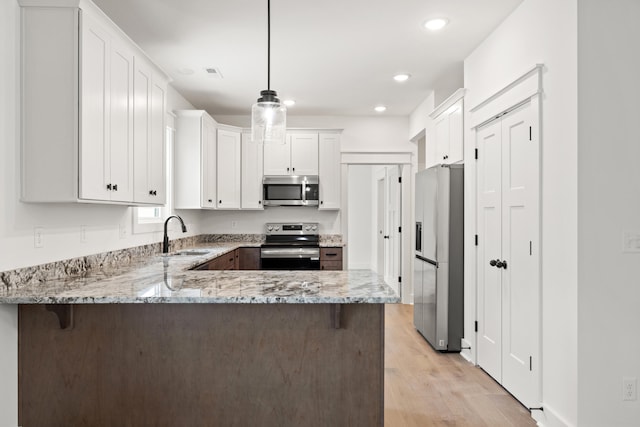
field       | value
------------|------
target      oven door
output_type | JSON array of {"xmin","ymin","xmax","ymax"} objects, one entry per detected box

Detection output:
[{"xmin": 260, "ymin": 246, "xmax": 320, "ymax": 270}]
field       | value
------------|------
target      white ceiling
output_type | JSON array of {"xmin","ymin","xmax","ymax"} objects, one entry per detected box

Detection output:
[{"xmin": 93, "ymin": 0, "xmax": 523, "ymax": 116}]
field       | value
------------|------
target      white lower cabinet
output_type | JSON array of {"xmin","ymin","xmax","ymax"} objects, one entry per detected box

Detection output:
[
  {"xmin": 174, "ymin": 110, "xmax": 217, "ymax": 209},
  {"xmin": 216, "ymin": 128, "xmax": 242, "ymax": 209},
  {"xmin": 241, "ymin": 132, "xmax": 264, "ymax": 210},
  {"xmin": 20, "ymin": 0, "xmax": 167, "ymax": 205},
  {"xmin": 318, "ymin": 133, "xmax": 341, "ymax": 210}
]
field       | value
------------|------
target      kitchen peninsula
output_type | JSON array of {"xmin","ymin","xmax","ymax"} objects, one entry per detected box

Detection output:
[{"xmin": 0, "ymin": 243, "xmax": 398, "ymax": 427}]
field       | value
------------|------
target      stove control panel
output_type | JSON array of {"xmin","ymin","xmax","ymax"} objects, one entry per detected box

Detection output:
[{"xmin": 265, "ymin": 222, "xmax": 319, "ymax": 235}]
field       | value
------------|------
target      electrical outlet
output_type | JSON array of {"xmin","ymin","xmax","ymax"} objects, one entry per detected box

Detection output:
[
  {"xmin": 80, "ymin": 225, "xmax": 87, "ymax": 243},
  {"xmin": 34, "ymin": 227, "xmax": 44, "ymax": 248},
  {"xmin": 119, "ymin": 224, "xmax": 127, "ymax": 239},
  {"xmin": 231, "ymin": 221, "xmax": 238, "ymax": 229},
  {"xmin": 623, "ymin": 377, "xmax": 637, "ymax": 401},
  {"xmin": 439, "ymin": 339, "xmax": 445, "ymax": 347}
]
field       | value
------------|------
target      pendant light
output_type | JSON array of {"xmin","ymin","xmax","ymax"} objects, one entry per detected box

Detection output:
[{"xmin": 251, "ymin": 0, "xmax": 286, "ymax": 144}]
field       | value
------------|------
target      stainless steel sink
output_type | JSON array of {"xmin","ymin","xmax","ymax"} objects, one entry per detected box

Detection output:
[{"xmin": 175, "ymin": 250, "xmax": 209, "ymax": 256}]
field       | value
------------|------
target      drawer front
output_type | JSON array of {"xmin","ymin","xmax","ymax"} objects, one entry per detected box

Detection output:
[
  {"xmin": 320, "ymin": 261, "xmax": 343, "ymax": 271},
  {"xmin": 320, "ymin": 247, "xmax": 343, "ymax": 261}
]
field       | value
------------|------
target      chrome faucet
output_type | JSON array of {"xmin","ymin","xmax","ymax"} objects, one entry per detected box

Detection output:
[{"xmin": 163, "ymin": 215, "xmax": 187, "ymax": 253}]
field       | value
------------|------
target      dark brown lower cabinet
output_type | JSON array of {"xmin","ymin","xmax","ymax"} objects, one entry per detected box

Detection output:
[
  {"xmin": 320, "ymin": 247, "xmax": 343, "ymax": 270},
  {"xmin": 194, "ymin": 247, "xmax": 261, "ymax": 270},
  {"xmin": 18, "ymin": 303, "xmax": 384, "ymax": 427}
]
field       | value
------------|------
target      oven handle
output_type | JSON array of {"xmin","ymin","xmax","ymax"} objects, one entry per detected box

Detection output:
[{"xmin": 260, "ymin": 247, "xmax": 320, "ymax": 259}]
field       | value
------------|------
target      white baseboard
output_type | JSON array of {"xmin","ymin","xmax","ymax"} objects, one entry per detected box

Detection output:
[
  {"xmin": 460, "ymin": 338, "xmax": 474, "ymax": 363},
  {"xmin": 532, "ymin": 403, "xmax": 574, "ymax": 427}
]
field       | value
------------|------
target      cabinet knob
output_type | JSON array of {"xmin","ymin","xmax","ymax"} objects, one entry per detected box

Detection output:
[
  {"xmin": 320, "ymin": 201, "xmax": 324, "ymax": 205},
  {"xmin": 208, "ymin": 199, "xmax": 213, "ymax": 203},
  {"xmin": 258, "ymin": 200, "xmax": 262, "ymax": 205},
  {"xmin": 219, "ymin": 200, "xmax": 222, "ymax": 204},
  {"xmin": 149, "ymin": 190, "xmax": 153, "ymax": 195},
  {"xmin": 106, "ymin": 184, "xmax": 112, "ymax": 190},
  {"xmin": 113, "ymin": 184, "xmax": 118, "ymax": 191},
  {"xmin": 497, "ymin": 260, "xmax": 507, "ymax": 269},
  {"xmin": 287, "ymin": 167, "xmax": 290, "ymax": 172},
  {"xmin": 489, "ymin": 259, "xmax": 497, "ymax": 267},
  {"xmin": 153, "ymin": 190, "xmax": 157, "ymax": 196},
  {"xmin": 292, "ymin": 167, "xmax": 295, "ymax": 172}
]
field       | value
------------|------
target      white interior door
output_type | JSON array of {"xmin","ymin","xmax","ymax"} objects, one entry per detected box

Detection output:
[
  {"xmin": 500, "ymin": 102, "xmax": 539, "ymax": 407},
  {"xmin": 387, "ymin": 166, "xmax": 401, "ymax": 294},
  {"xmin": 476, "ymin": 100, "xmax": 540, "ymax": 408},
  {"xmin": 376, "ymin": 173, "xmax": 386, "ymax": 276},
  {"xmin": 477, "ymin": 118, "xmax": 503, "ymax": 382}
]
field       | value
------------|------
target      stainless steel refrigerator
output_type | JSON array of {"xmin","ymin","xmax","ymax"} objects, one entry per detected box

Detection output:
[{"xmin": 414, "ymin": 164, "xmax": 464, "ymax": 352}]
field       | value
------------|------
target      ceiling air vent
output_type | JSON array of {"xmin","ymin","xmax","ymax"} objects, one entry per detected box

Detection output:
[{"xmin": 204, "ymin": 67, "xmax": 223, "ymax": 79}]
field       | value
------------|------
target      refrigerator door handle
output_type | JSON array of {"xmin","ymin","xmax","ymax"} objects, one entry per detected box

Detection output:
[{"xmin": 416, "ymin": 222, "xmax": 422, "ymax": 252}]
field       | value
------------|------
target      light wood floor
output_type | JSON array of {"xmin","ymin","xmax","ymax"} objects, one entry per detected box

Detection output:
[{"xmin": 384, "ymin": 304, "xmax": 537, "ymax": 427}]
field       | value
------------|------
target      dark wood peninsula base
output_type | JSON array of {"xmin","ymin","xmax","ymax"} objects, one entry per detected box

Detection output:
[{"xmin": 19, "ymin": 303, "xmax": 384, "ymax": 427}]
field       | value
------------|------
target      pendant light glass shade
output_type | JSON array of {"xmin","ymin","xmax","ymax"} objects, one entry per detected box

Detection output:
[
  {"xmin": 251, "ymin": 0, "xmax": 287, "ymax": 144},
  {"xmin": 251, "ymin": 90, "xmax": 287, "ymax": 144}
]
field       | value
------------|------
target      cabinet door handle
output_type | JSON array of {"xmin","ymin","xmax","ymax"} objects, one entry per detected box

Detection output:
[{"xmin": 325, "ymin": 253, "xmax": 337, "ymax": 257}]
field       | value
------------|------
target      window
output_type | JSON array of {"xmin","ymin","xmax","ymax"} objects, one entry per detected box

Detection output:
[{"xmin": 133, "ymin": 125, "xmax": 174, "ymax": 234}]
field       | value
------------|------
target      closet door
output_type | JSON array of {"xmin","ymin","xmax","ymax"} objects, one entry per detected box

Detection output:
[
  {"xmin": 500, "ymin": 102, "xmax": 539, "ymax": 407},
  {"xmin": 476, "ymin": 100, "xmax": 540, "ymax": 408},
  {"xmin": 477, "ymin": 118, "xmax": 503, "ymax": 382}
]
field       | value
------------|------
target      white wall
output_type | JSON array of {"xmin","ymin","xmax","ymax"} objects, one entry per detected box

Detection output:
[
  {"xmin": 347, "ymin": 166, "xmax": 374, "ymax": 269},
  {"xmin": 464, "ymin": 0, "xmax": 578, "ymax": 426},
  {"xmin": 577, "ymin": 1, "xmax": 640, "ymax": 426}
]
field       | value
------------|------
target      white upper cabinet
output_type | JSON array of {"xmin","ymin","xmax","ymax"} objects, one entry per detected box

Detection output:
[
  {"xmin": 133, "ymin": 59, "xmax": 166, "ymax": 205},
  {"xmin": 174, "ymin": 110, "xmax": 217, "ymax": 209},
  {"xmin": 263, "ymin": 138, "xmax": 292, "ymax": 175},
  {"xmin": 429, "ymin": 89, "xmax": 465, "ymax": 166},
  {"xmin": 263, "ymin": 133, "xmax": 319, "ymax": 176},
  {"xmin": 318, "ymin": 133, "xmax": 341, "ymax": 210},
  {"xmin": 19, "ymin": 0, "xmax": 168, "ymax": 205},
  {"xmin": 289, "ymin": 133, "xmax": 319, "ymax": 175},
  {"xmin": 241, "ymin": 132, "xmax": 264, "ymax": 210},
  {"xmin": 216, "ymin": 128, "xmax": 242, "ymax": 209}
]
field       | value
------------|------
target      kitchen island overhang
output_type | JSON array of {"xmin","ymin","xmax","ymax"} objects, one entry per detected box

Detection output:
[{"xmin": 2, "ymin": 248, "xmax": 399, "ymax": 427}]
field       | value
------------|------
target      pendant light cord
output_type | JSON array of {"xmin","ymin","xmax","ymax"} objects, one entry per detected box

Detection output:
[{"xmin": 267, "ymin": 0, "xmax": 271, "ymax": 91}]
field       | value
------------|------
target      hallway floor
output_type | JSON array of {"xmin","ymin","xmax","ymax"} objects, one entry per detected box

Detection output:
[{"xmin": 384, "ymin": 304, "xmax": 537, "ymax": 427}]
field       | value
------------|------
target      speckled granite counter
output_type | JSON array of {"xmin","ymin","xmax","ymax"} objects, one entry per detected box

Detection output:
[{"xmin": 0, "ymin": 242, "xmax": 397, "ymax": 304}]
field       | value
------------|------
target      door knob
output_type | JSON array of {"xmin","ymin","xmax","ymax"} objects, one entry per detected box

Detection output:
[{"xmin": 489, "ymin": 259, "xmax": 497, "ymax": 267}]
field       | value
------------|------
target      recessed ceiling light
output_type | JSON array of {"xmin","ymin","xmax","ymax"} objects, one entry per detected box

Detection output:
[
  {"xmin": 283, "ymin": 99, "xmax": 296, "ymax": 107},
  {"xmin": 375, "ymin": 106, "xmax": 387, "ymax": 113},
  {"xmin": 393, "ymin": 73, "xmax": 411, "ymax": 82},
  {"xmin": 423, "ymin": 18, "xmax": 449, "ymax": 31}
]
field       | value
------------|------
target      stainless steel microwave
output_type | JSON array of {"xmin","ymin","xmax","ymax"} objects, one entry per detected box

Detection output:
[{"xmin": 262, "ymin": 176, "xmax": 319, "ymax": 207}]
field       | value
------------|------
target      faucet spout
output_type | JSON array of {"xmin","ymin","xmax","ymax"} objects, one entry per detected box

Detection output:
[{"xmin": 163, "ymin": 215, "xmax": 187, "ymax": 253}]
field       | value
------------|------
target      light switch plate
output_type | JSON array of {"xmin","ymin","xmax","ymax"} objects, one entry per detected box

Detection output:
[{"xmin": 622, "ymin": 231, "xmax": 640, "ymax": 253}]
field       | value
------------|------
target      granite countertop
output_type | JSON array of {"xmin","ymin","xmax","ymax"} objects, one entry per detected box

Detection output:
[{"xmin": 0, "ymin": 242, "xmax": 398, "ymax": 304}]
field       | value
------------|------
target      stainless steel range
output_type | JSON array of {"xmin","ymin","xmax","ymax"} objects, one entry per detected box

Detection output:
[{"xmin": 260, "ymin": 223, "xmax": 320, "ymax": 270}]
